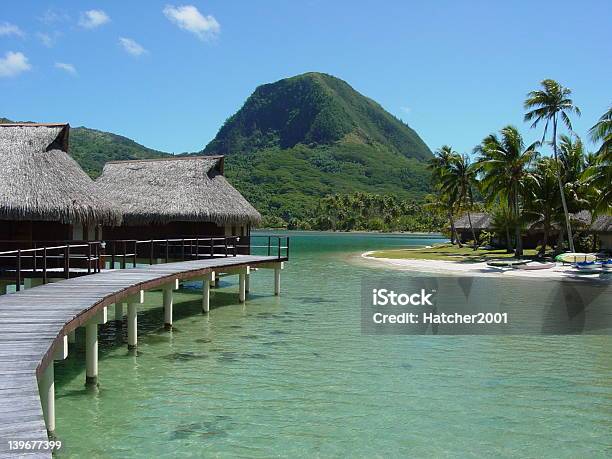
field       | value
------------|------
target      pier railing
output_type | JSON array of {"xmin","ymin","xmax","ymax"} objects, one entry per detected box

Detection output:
[{"xmin": 0, "ymin": 235, "xmax": 289, "ymax": 290}]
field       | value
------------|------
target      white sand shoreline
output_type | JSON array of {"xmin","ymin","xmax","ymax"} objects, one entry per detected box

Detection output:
[{"xmin": 361, "ymin": 251, "xmax": 611, "ymax": 282}]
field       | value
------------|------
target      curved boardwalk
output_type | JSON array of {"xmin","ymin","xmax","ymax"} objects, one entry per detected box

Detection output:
[{"xmin": 0, "ymin": 255, "xmax": 284, "ymax": 458}]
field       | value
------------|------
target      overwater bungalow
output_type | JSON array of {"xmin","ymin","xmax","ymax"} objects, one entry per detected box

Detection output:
[
  {"xmin": 95, "ymin": 156, "xmax": 261, "ymax": 255},
  {"xmin": 0, "ymin": 123, "xmax": 121, "ymax": 243},
  {"xmin": 0, "ymin": 124, "xmax": 121, "ymax": 284}
]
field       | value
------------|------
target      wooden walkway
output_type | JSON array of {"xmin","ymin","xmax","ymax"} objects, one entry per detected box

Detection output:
[{"xmin": 0, "ymin": 255, "xmax": 285, "ymax": 458}]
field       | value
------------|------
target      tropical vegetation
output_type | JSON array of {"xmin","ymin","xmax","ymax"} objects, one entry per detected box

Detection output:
[{"xmin": 428, "ymin": 79, "xmax": 611, "ymax": 257}]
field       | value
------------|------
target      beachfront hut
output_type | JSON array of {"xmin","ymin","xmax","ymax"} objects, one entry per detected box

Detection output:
[
  {"xmin": 453, "ymin": 212, "xmax": 493, "ymax": 244},
  {"xmin": 591, "ymin": 215, "xmax": 612, "ymax": 251},
  {"xmin": 0, "ymin": 123, "xmax": 121, "ymax": 246},
  {"xmin": 96, "ymin": 156, "xmax": 261, "ymax": 243}
]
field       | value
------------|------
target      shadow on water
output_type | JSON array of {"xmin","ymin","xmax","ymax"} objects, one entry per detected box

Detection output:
[{"xmin": 170, "ymin": 416, "xmax": 233, "ymax": 441}]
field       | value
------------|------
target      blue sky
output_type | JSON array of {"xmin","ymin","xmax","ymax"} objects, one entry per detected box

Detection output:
[{"xmin": 1, "ymin": 1, "xmax": 610, "ymax": 154}]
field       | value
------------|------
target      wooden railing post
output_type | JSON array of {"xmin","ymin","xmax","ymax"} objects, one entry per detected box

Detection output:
[
  {"xmin": 267, "ymin": 236, "xmax": 271, "ymax": 256},
  {"xmin": 64, "ymin": 244, "xmax": 70, "ymax": 279},
  {"xmin": 210, "ymin": 238, "xmax": 213, "ymax": 258},
  {"xmin": 182, "ymin": 239, "xmax": 185, "ymax": 260},
  {"xmin": 122, "ymin": 240, "xmax": 127, "ymax": 269},
  {"xmin": 165, "ymin": 240, "xmax": 169, "ymax": 263},
  {"xmin": 16, "ymin": 249, "xmax": 21, "ymax": 291},
  {"xmin": 149, "ymin": 240, "xmax": 154, "ymax": 265},
  {"xmin": 42, "ymin": 247, "xmax": 47, "ymax": 284},
  {"xmin": 133, "ymin": 240, "xmax": 137, "ymax": 268},
  {"xmin": 111, "ymin": 241, "xmax": 116, "ymax": 269},
  {"xmin": 87, "ymin": 243, "xmax": 92, "ymax": 274}
]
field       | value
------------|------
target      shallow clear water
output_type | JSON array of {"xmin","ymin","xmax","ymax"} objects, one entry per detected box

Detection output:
[{"xmin": 54, "ymin": 232, "xmax": 612, "ymax": 458}]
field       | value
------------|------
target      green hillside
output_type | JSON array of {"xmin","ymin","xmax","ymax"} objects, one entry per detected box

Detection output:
[
  {"xmin": 204, "ymin": 72, "xmax": 432, "ymax": 222},
  {"xmin": 1, "ymin": 118, "xmax": 171, "ymax": 177},
  {"xmin": 70, "ymin": 127, "xmax": 171, "ymax": 177},
  {"xmin": 2, "ymin": 73, "xmax": 435, "ymax": 227}
]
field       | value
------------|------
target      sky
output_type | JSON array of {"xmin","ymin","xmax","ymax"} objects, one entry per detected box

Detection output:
[{"xmin": 1, "ymin": 0, "xmax": 610, "ymax": 155}]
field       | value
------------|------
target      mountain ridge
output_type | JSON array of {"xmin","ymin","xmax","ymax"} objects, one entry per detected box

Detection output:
[{"xmin": 2, "ymin": 72, "xmax": 434, "ymax": 224}]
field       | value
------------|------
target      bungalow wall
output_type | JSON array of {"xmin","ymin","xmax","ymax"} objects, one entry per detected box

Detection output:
[{"xmin": 600, "ymin": 234, "xmax": 612, "ymax": 251}]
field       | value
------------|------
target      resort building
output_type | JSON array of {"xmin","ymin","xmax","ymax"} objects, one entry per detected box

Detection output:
[
  {"xmin": 454, "ymin": 211, "xmax": 612, "ymax": 251},
  {"xmin": 95, "ymin": 156, "xmax": 261, "ymax": 242},
  {"xmin": 0, "ymin": 123, "xmax": 121, "ymax": 246},
  {"xmin": 592, "ymin": 215, "xmax": 612, "ymax": 250}
]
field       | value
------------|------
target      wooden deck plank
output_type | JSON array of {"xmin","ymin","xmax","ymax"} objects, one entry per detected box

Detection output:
[{"xmin": 0, "ymin": 255, "xmax": 285, "ymax": 453}]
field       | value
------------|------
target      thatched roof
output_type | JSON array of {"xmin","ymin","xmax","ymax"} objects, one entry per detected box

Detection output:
[
  {"xmin": 96, "ymin": 156, "xmax": 261, "ymax": 226},
  {"xmin": 591, "ymin": 215, "xmax": 612, "ymax": 233},
  {"xmin": 454, "ymin": 212, "xmax": 492, "ymax": 230},
  {"xmin": 0, "ymin": 124, "xmax": 121, "ymax": 225},
  {"xmin": 455, "ymin": 210, "xmax": 611, "ymax": 233}
]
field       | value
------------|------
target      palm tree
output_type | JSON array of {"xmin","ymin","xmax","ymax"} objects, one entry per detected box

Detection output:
[
  {"xmin": 524, "ymin": 79, "xmax": 581, "ymax": 252},
  {"xmin": 525, "ymin": 158, "xmax": 562, "ymax": 255},
  {"xmin": 440, "ymin": 153, "xmax": 478, "ymax": 249},
  {"xmin": 589, "ymin": 105, "xmax": 611, "ymax": 157},
  {"xmin": 428, "ymin": 145, "xmax": 460, "ymax": 244},
  {"xmin": 583, "ymin": 106, "xmax": 612, "ymax": 216},
  {"xmin": 474, "ymin": 126, "xmax": 537, "ymax": 257}
]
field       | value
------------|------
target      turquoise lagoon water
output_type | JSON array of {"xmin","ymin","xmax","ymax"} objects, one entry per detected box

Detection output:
[{"xmin": 54, "ymin": 232, "xmax": 612, "ymax": 458}]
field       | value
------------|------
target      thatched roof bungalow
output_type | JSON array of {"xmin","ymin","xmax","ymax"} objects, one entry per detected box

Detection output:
[
  {"xmin": 453, "ymin": 210, "xmax": 612, "ymax": 250},
  {"xmin": 96, "ymin": 156, "xmax": 261, "ymax": 240},
  {"xmin": 0, "ymin": 123, "xmax": 121, "ymax": 244}
]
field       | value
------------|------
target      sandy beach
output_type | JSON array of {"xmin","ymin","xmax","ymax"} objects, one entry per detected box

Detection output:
[{"xmin": 362, "ymin": 251, "xmax": 612, "ymax": 282}]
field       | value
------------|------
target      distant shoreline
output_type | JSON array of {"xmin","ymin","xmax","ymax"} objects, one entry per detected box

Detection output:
[
  {"xmin": 361, "ymin": 251, "xmax": 611, "ymax": 282},
  {"xmin": 255, "ymin": 228, "xmax": 445, "ymax": 236}
]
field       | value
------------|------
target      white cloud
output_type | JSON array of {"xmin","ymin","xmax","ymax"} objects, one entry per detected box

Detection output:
[
  {"xmin": 0, "ymin": 51, "xmax": 31, "ymax": 77},
  {"xmin": 119, "ymin": 37, "xmax": 148, "ymax": 56},
  {"xmin": 39, "ymin": 8, "xmax": 70, "ymax": 24},
  {"xmin": 0, "ymin": 22, "xmax": 25, "ymax": 38},
  {"xmin": 55, "ymin": 62, "xmax": 77, "ymax": 75},
  {"xmin": 79, "ymin": 9, "xmax": 110, "ymax": 29},
  {"xmin": 163, "ymin": 5, "xmax": 220, "ymax": 40},
  {"xmin": 400, "ymin": 106, "xmax": 411, "ymax": 114},
  {"xmin": 37, "ymin": 32, "xmax": 55, "ymax": 47}
]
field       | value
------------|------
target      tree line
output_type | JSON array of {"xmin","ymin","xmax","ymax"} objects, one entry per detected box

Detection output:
[{"xmin": 429, "ymin": 79, "xmax": 611, "ymax": 256}]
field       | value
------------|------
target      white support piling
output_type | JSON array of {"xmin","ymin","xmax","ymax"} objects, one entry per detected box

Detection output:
[
  {"xmin": 38, "ymin": 362, "xmax": 55, "ymax": 435},
  {"xmin": 202, "ymin": 272, "xmax": 215, "ymax": 313},
  {"xmin": 238, "ymin": 267, "xmax": 249, "ymax": 303},
  {"xmin": 245, "ymin": 271, "xmax": 250, "ymax": 293},
  {"xmin": 38, "ymin": 335, "xmax": 68, "ymax": 435},
  {"xmin": 85, "ymin": 307, "xmax": 107, "ymax": 386},
  {"xmin": 127, "ymin": 291, "xmax": 144, "ymax": 349},
  {"xmin": 85, "ymin": 322, "xmax": 98, "ymax": 386},
  {"xmin": 163, "ymin": 279, "xmax": 178, "ymax": 329}
]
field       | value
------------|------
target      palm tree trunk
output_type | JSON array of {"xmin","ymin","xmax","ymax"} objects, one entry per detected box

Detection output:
[
  {"xmin": 513, "ymin": 188, "xmax": 523, "ymax": 258},
  {"xmin": 552, "ymin": 117, "xmax": 575, "ymax": 252},
  {"xmin": 466, "ymin": 211, "xmax": 477, "ymax": 250},
  {"xmin": 448, "ymin": 211, "xmax": 457, "ymax": 245},
  {"xmin": 541, "ymin": 223, "xmax": 549, "ymax": 256},
  {"xmin": 505, "ymin": 225, "xmax": 512, "ymax": 253}
]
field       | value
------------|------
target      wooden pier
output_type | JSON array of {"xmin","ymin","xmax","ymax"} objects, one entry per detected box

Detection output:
[{"xmin": 0, "ymin": 254, "xmax": 286, "ymax": 458}]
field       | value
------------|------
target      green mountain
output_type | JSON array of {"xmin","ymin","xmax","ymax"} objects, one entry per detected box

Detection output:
[
  {"xmin": 3, "ymin": 73, "xmax": 434, "ymax": 225},
  {"xmin": 69, "ymin": 127, "xmax": 171, "ymax": 177},
  {"xmin": 204, "ymin": 72, "xmax": 432, "ymax": 222}
]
